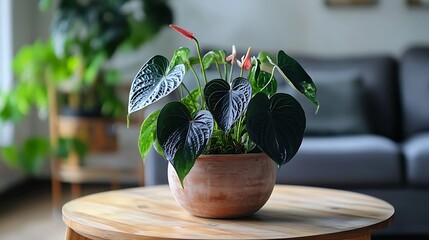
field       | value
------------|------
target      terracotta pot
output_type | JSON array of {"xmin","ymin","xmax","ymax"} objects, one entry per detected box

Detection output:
[{"xmin": 168, "ymin": 153, "xmax": 277, "ymax": 218}]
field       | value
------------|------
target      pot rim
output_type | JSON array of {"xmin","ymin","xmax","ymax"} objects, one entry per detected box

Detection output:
[{"xmin": 197, "ymin": 152, "xmax": 270, "ymax": 160}]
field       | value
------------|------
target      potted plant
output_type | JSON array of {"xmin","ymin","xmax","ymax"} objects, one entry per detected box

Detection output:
[
  {"xmin": 0, "ymin": 39, "xmax": 87, "ymax": 173},
  {"xmin": 48, "ymin": 0, "xmax": 173, "ymax": 155},
  {"xmin": 128, "ymin": 25, "xmax": 318, "ymax": 218},
  {"xmin": 0, "ymin": 0, "xmax": 172, "ymax": 173}
]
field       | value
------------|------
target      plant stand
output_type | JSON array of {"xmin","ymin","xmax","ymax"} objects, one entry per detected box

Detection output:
[{"xmin": 48, "ymin": 83, "xmax": 144, "ymax": 207}]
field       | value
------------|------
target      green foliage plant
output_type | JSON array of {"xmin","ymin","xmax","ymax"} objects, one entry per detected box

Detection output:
[
  {"xmin": 0, "ymin": 0, "xmax": 172, "ymax": 174},
  {"xmin": 128, "ymin": 24, "xmax": 319, "ymax": 185},
  {"xmin": 48, "ymin": 0, "xmax": 173, "ymax": 117}
]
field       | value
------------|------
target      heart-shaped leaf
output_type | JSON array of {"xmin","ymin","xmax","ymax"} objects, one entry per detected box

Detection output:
[
  {"xmin": 272, "ymin": 51, "xmax": 319, "ymax": 109},
  {"xmin": 204, "ymin": 77, "xmax": 252, "ymax": 132},
  {"xmin": 128, "ymin": 55, "xmax": 185, "ymax": 114},
  {"xmin": 138, "ymin": 110, "xmax": 160, "ymax": 160},
  {"xmin": 157, "ymin": 102, "xmax": 214, "ymax": 185},
  {"xmin": 168, "ymin": 47, "xmax": 190, "ymax": 72},
  {"xmin": 246, "ymin": 93, "xmax": 306, "ymax": 166}
]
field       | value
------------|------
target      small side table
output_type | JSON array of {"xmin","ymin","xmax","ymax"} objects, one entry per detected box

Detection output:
[{"xmin": 63, "ymin": 185, "xmax": 394, "ymax": 240}]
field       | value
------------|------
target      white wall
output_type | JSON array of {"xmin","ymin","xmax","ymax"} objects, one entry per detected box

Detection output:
[
  {"xmin": 11, "ymin": 0, "xmax": 429, "ymax": 71},
  {"xmin": 112, "ymin": 0, "xmax": 429, "ymax": 78},
  {"xmin": 164, "ymin": 0, "xmax": 429, "ymax": 58}
]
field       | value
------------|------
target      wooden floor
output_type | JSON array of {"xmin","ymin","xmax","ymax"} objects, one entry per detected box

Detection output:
[
  {"xmin": 0, "ymin": 179, "xmax": 137, "ymax": 240},
  {"xmin": 0, "ymin": 180, "xmax": 427, "ymax": 240}
]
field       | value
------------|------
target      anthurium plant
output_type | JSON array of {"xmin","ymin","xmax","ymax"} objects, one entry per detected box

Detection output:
[{"xmin": 128, "ymin": 25, "xmax": 318, "ymax": 185}]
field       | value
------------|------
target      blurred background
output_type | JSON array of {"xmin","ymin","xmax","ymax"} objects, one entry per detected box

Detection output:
[{"xmin": 1, "ymin": 0, "xmax": 429, "ymax": 239}]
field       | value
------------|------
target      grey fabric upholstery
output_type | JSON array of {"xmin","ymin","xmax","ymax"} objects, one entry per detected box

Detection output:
[
  {"xmin": 144, "ymin": 148, "xmax": 168, "ymax": 186},
  {"xmin": 400, "ymin": 47, "xmax": 429, "ymax": 186},
  {"xmin": 400, "ymin": 47, "xmax": 429, "ymax": 137},
  {"xmin": 403, "ymin": 133, "xmax": 429, "ymax": 185},
  {"xmin": 294, "ymin": 55, "xmax": 401, "ymax": 140},
  {"xmin": 286, "ymin": 70, "xmax": 369, "ymax": 135},
  {"xmin": 276, "ymin": 135, "xmax": 402, "ymax": 187}
]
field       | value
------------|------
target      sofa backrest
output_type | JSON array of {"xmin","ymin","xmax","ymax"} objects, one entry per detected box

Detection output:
[
  {"xmin": 289, "ymin": 55, "xmax": 401, "ymax": 140},
  {"xmin": 400, "ymin": 47, "xmax": 429, "ymax": 138}
]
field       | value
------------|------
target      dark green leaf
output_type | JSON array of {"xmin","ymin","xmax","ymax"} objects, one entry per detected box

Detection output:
[
  {"xmin": 246, "ymin": 93, "xmax": 306, "ymax": 166},
  {"xmin": 250, "ymin": 59, "xmax": 277, "ymax": 96},
  {"xmin": 275, "ymin": 51, "xmax": 319, "ymax": 108},
  {"xmin": 204, "ymin": 77, "xmax": 252, "ymax": 132},
  {"xmin": 157, "ymin": 102, "xmax": 213, "ymax": 185},
  {"xmin": 128, "ymin": 55, "xmax": 185, "ymax": 114},
  {"xmin": 249, "ymin": 58, "xmax": 261, "ymax": 84},
  {"xmin": 138, "ymin": 110, "xmax": 160, "ymax": 160}
]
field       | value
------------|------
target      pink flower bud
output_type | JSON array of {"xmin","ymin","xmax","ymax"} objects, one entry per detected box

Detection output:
[
  {"xmin": 226, "ymin": 45, "xmax": 237, "ymax": 63},
  {"xmin": 240, "ymin": 47, "xmax": 252, "ymax": 70},
  {"xmin": 169, "ymin": 24, "xmax": 196, "ymax": 41}
]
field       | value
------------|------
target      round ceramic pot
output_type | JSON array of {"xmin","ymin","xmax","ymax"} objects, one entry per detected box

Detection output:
[{"xmin": 168, "ymin": 153, "xmax": 277, "ymax": 218}]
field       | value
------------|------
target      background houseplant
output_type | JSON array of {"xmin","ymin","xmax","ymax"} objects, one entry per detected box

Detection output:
[
  {"xmin": 128, "ymin": 25, "xmax": 318, "ymax": 217},
  {"xmin": 0, "ymin": 0, "xmax": 172, "ymax": 173}
]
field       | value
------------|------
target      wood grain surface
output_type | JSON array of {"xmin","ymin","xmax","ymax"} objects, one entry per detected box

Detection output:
[{"xmin": 62, "ymin": 185, "xmax": 394, "ymax": 240}]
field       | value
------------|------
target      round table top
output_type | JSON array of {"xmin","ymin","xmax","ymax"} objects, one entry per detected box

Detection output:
[{"xmin": 62, "ymin": 185, "xmax": 394, "ymax": 240}]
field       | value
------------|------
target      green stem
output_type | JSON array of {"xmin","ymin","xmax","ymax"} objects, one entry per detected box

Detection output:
[
  {"xmin": 229, "ymin": 62, "xmax": 235, "ymax": 83},
  {"xmin": 195, "ymin": 39, "xmax": 208, "ymax": 84},
  {"xmin": 188, "ymin": 63, "xmax": 205, "ymax": 108},
  {"xmin": 181, "ymin": 83, "xmax": 199, "ymax": 111},
  {"xmin": 259, "ymin": 67, "xmax": 277, "ymax": 94},
  {"xmin": 178, "ymin": 85, "xmax": 183, "ymax": 99},
  {"xmin": 235, "ymin": 115, "xmax": 245, "ymax": 143},
  {"xmin": 224, "ymin": 62, "xmax": 227, "ymax": 82},
  {"xmin": 215, "ymin": 60, "xmax": 222, "ymax": 79}
]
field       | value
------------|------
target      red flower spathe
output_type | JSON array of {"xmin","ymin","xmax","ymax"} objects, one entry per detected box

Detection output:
[
  {"xmin": 238, "ymin": 47, "xmax": 252, "ymax": 71},
  {"xmin": 169, "ymin": 24, "xmax": 196, "ymax": 41}
]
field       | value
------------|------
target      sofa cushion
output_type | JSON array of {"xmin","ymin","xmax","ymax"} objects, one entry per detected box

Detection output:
[
  {"xmin": 403, "ymin": 132, "xmax": 429, "ymax": 186},
  {"xmin": 400, "ymin": 47, "xmax": 429, "ymax": 137},
  {"xmin": 276, "ymin": 135, "xmax": 402, "ymax": 187},
  {"xmin": 288, "ymin": 70, "xmax": 369, "ymax": 135},
  {"xmin": 290, "ymin": 55, "xmax": 400, "ymax": 140}
]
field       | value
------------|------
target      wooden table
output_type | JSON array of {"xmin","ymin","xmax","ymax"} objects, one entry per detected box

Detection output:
[{"xmin": 63, "ymin": 185, "xmax": 394, "ymax": 240}]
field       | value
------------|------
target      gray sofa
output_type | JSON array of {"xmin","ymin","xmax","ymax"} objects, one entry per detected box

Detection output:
[{"xmin": 143, "ymin": 47, "xmax": 429, "ymax": 236}]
